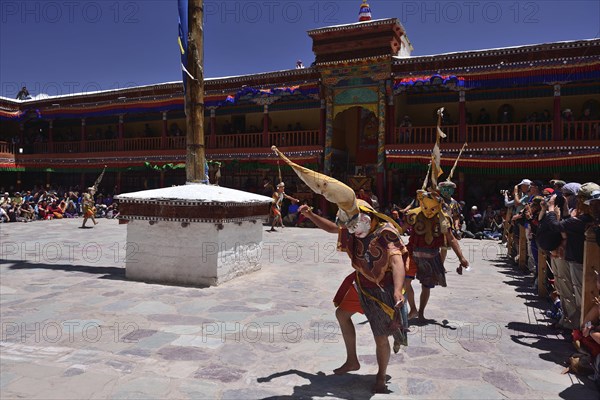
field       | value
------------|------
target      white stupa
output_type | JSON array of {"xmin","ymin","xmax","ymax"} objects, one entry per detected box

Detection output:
[{"xmin": 116, "ymin": 184, "xmax": 272, "ymax": 286}]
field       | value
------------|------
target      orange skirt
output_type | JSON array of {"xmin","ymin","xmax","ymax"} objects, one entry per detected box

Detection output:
[{"xmin": 338, "ymin": 285, "xmax": 364, "ymax": 314}]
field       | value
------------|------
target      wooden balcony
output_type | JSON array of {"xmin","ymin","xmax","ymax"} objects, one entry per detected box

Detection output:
[
  {"xmin": 0, "ymin": 141, "xmax": 15, "ymax": 156},
  {"xmin": 268, "ymin": 130, "xmax": 320, "ymax": 147},
  {"xmin": 216, "ymin": 133, "xmax": 262, "ymax": 149},
  {"xmin": 9, "ymin": 122, "xmax": 598, "ymax": 159},
  {"xmin": 394, "ymin": 121, "xmax": 599, "ymax": 144},
  {"xmin": 23, "ymin": 130, "xmax": 320, "ymax": 155}
]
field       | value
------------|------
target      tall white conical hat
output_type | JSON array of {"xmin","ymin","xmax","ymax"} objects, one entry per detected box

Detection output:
[{"xmin": 271, "ymin": 146, "xmax": 358, "ymax": 219}]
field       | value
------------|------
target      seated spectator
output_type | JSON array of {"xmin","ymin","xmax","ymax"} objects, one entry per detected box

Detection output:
[
  {"xmin": 63, "ymin": 200, "xmax": 78, "ymax": 218},
  {"xmin": 0, "ymin": 205, "xmax": 9, "ymax": 222},
  {"xmin": 144, "ymin": 124, "xmax": 154, "ymax": 137},
  {"xmin": 499, "ymin": 105, "xmax": 513, "ymax": 123},
  {"xmin": 16, "ymin": 86, "xmax": 31, "ymax": 100},
  {"xmin": 283, "ymin": 201, "xmax": 300, "ymax": 226},
  {"xmin": 442, "ymin": 111, "xmax": 454, "ymax": 125},
  {"xmin": 465, "ymin": 205, "xmax": 484, "ymax": 239},
  {"xmin": 562, "ymin": 108, "xmax": 574, "ymax": 124},
  {"xmin": 17, "ymin": 202, "xmax": 35, "ymax": 222},
  {"xmin": 105, "ymin": 126, "xmax": 116, "ymax": 139},
  {"xmin": 399, "ymin": 115, "xmax": 412, "ymax": 142},
  {"xmin": 48, "ymin": 200, "xmax": 64, "ymax": 219},
  {"xmin": 296, "ymin": 201, "xmax": 316, "ymax": 228},
  {"xmin": 477, "ymin": 108, "xmax": 491, "ymax": 124},
  {"xmin": 106, "ymin": 202, "xmax": 119, "ymax": 219},
  {"xmin": 357, "ymin": 188, "xmax": 373, "ymax": 206},
  {"xmin": 37, "ymin": 200, "xmax": 50, "ymax": 220}
]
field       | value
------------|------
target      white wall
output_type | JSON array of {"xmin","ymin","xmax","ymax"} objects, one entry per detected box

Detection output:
[{"xmin": 125, "ymin": 219, "xmax": 263, "ymax": 286}]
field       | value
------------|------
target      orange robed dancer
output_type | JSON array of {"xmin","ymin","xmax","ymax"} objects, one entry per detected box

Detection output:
[{"xmin": 272, "ymin": 146, "xmax": 408, "ymax": 394}]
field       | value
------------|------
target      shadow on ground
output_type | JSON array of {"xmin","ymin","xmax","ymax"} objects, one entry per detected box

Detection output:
[
  {"xmin": 3, "ymin": 258, "xmax": 126, "ymax": 280},
  {"xmin": 491, "ymin": 258, "xmax": 599, "ymax": 397},
  {"xmin": 257, "ymin": 369, "xmax": 390, "ymax": 399}
]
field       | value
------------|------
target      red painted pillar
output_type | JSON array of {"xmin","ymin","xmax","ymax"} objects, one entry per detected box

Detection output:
[
  {"xmin": 553, "ymin": 84, "xmax": 562, "ymax": 141},
  {"xmin": 262, "ymin": 105, "xmax": 269, "ymax": 147},
  {"xmin": 161, "ymin": 111, "xmax": 168, "ymax": 148},
  {"xmin": 80, "ymin": 118, "xmax": 86, "ymax": 152},
  {"xmin": 458, "ymin": 90, "xmax": 466, "ymax": 142},
  {"xmin": 210, "ymin": 108, "xmax": 216, "ymax": 148},
  {"xmin": 48, "ymin": 120, "xmax": 54, "ymax": 153},
  {"xmin": 118, "ymin": 115, "xmax": 124, "ymax": 151},
  {"xmin": 319, "ymin": 99, "xmax": 326, "ymax": 146}
]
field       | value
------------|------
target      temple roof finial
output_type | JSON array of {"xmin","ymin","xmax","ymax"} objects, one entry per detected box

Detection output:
[{"xmin": 358, "ymin": 0, "xmax": 372, "ymax": 22}]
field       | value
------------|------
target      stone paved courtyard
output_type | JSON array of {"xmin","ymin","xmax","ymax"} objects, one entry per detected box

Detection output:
[{"xmin": 1, "ymin": 218, "xmax": 598, "ymax": 399}]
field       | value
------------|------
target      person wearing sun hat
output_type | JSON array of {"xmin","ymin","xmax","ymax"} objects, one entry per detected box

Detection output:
[
  {"xmin": 562, "ymin": 182, "xmax": 582, "ymax": 215},
  {"xmin": 546, "ymin": 182, "xmax": 600, "ymax": 329},
  {"xmin": 585, "ymin": 190, "xmax": 600, "ymax": 247},
  {"xmin": 272, "ymin": 145, "xmax": 408, "ymax": 394}
]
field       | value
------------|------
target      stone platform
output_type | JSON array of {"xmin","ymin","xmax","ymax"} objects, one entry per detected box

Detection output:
[{"xmin": 116, "ymin": 184, "xmax": 272, "ymax": 286}]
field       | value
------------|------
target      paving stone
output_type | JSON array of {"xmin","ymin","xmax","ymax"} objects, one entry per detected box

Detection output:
[
  {"xmin": 194, "ymin": 364, "xmax": 247, "ymax": 382},
  {"xmin": 63, "ymin": 366, "xmax": 85, "ymax": 377},
  {"xmin": 147, "ymin": 313, "xmax": 211, "ymax": 325},
  {"xmin": 482, "ymin": 370, "xmax": 528, "ymax": 394},
  {"xmin": 118, "ymin": 347, "xmax": 152, "ymax": 358},
  {"xmin": 156, "ymin": 346, "xmax": 212, "ymax": 361},
  {"xmin": 120, "ymin": 329, "xmax": 157, "ymax": 342},
  {"xmin": 408, "ymin": 378, "xmax": 437, "ymax": 396}
]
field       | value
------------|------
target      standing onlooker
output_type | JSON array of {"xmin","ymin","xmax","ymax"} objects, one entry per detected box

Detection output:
[{"xmin": 545, "ymin": 182, "xmax": 600, "ymax": 329}]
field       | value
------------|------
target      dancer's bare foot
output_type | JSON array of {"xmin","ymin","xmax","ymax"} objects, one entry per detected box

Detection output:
[
  {"xmin": 418, "ymin": 312, "xmax": 426, "ymax": 322},
  {"xmin": 408, "ymin": 310, "xmax": 418, "ymax": 320},
  {"xmin": 372, "ymin": 375, "xmax": 388, "ymax": 393},
  {"xmin": 333, "ymin": 361, "xmax": 360, "ymax": 375}
]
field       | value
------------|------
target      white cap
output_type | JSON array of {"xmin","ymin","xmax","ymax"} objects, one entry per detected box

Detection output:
[
  {"xmin": 518, "ymin": 179, "xmax": 532, "ymax": 186},
  {"xmin": 584, "ymin": 190, "xmax": 600, "ymax": 205}
]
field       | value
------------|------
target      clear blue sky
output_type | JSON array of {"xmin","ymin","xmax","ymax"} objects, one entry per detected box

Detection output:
[{"xmin": 1, "ymin": 0, "xmax": 598, "ymax": 98}]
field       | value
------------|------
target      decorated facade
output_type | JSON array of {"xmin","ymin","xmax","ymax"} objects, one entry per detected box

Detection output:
[{"xmin": 1, "ymin": 5, "xmax": 599, "ymax": 209}]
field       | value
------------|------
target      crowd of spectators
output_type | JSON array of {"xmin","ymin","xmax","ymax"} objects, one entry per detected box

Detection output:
[
  {"xmin": 0, "ymin": 187, "xmax": 119, "ymax": 223},
  {"xmin": 500, "ymin": 177, "xmax": 600, "ymax": 380}
]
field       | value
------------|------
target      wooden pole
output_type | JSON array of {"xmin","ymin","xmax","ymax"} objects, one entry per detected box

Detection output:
[
  {"xmin": 185, "ymin": 0, "xmax": 205, "ymax": 183},
  {"xmin": 581, "ymin": 227, "xmax": 600, "ymax": 326},
  {"xmin": 537, "ymin": 250, "xmax": 548, "ymax": 297},
  {"xmin": 518, "ymin": 225, "xmax": 527, "ymax": 270}
]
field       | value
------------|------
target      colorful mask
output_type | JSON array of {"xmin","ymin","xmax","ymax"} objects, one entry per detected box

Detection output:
[
  {"xmin": 418, "ymin": 191, "xmax": 442, "ymax": 219},
  {"xmin": 347, "ymin": 213, "xmax": 372, "ymax": 238},
  {"xmin": 439, "ymin": 186, "xmax": 455, "ymax": 199}
]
